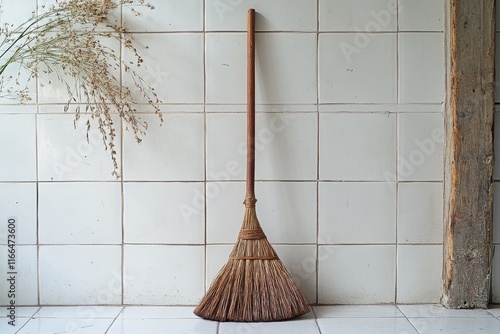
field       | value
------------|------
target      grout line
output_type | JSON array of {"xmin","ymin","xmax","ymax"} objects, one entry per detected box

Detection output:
[
  {"xmin": 315, "ymin": 0, "xmax": 320, "ymax": 306},
  {"xmin": 35, "ymin": 109, "xmax": 41, "ymax": 306},
  {"xmin": 119, "ymin": 1, "xmax": 125, "ymax": 307},
  {"xmin": 395, "ymin": 0, "xmax": 400, "ymax": 305},
  {"xmin": 202, "ymin": 0, "xmax": 208, "ymax": 295}
]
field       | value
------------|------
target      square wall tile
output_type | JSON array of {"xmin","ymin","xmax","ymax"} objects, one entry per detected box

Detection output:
[
  {"xmin": 494, "ymin": 183, "xmax": 500, "ymax": 243},
  {"xmin": 319, "ymin": 182, "xmax": 396, "ymax": 244},
  {"xmin": 0, "ymin": 246, "xmax": 37, "ymax": 305},
  {"xmin": 207, "ymin": 113, "xmax": 317, "ymax": 181},
  {"xmin": 206, "ymin": 114, "xmax": 245, "ymax": 181},
  {"xmin": 0, "ymin": 183, "xmax": 37, "ymax": 245},
  {"xmin": 38, "ymin": 182, "xmax": 122, "ymax": 244},
  {"xmin": 0, "ymin": 0, "xmax": 36, "ymax": 27},
  {"xmin": 496, "ymin": 34, "xmax": 500, "ymax": 102},
  {"xmin": 206, "ymin": 182, "xmax": 244, "ymax": 243},
  {"xmin": 123, "ymin": 114, "xmax": 204, "ymax": 181},
  {"xmin": 123, "ymin": 33, "xmax": 204, "ymax": 104},
  {"xmin": 38, "ymin": 114, "xmax": 120, "ymax": 181},
  {"xmin": 399, "ymin": 113, "xmax": 444, "ymax": 181},
  {"xmin": 399, "ymin": 0, "xmax": 444, "ymax": 31},
  {"xmin": 494, "ymin": 116, "xmax": 500, "ymax": 179},
  {"xmin": 319, "ymin": 33, "xmax": 397, "ymax": 103},
  {"xmin": 206, "ymin": 33, "xmax": 317, "ymax": 104},
  {"xmin": 205, "ymin": 33, "xmax": 245, "ymax": 104},
  {"xmin": 39, "ymin": 246, "xmax": 122, "ymax": 305},
  {"xmin": 123, "ymin": 0, "xmax": 203, "ymax": 32},
  {"xmin": 206, "ymin": 245, "xmax": 317, "ymax": 303},
  {"xmin": 320, "ymin": 0, "xmax": 398, "ymax": 31},
  {"xmin": 399, "ymin": 33, "xmax": 445, "ymax": 103},
  {"xmin": 124, "ymin": 182, "xmax": 204, "ymax": 244},
  {"xmin": 397, "ymin": 245, "xmax": 443, "ymax": 303},
  {"xmin": 255, "ymin": 33, "xmax": 317, "ymax": 104},
  {"xmin": 124, "ymin": 245, "xmax": 204, "ymax": 305},
  {"xmin": 318, "ymin": 245, "xmax": 396, "ymax": 304},
  {"xmin": 493, "ymin": 245, "xmax": 500, "ymax": 303},
  {"xmin": 320, "ymin": 113, "xmax": 397, "ymax": 181},
  {"xmin": 0, "ymin": 114, "xmax": 36, "ymax": 181},
  {"xmin": 207, "ymin": 182, "xmax": 317, "ymax": 244},
  {"xmin": 398, "ymin": 182, "xmax": 444, "ymax": 243},
  {"xmin": 255, "ymin": 182, "xmax": 317, "ymax": 244},
  {"xmin": 206, "ymin": 0, "xmax": 317, "ymax": 31}
]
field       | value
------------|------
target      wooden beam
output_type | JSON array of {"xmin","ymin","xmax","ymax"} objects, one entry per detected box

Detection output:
[{"xmin": 443, "ymin": 0, "xmax": 495, "ymax": 308}]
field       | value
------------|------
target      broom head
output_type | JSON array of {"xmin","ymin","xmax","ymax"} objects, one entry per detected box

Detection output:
[{"xmin": 194, "ymin": 194, "xmax": 311, "ymax": 322}]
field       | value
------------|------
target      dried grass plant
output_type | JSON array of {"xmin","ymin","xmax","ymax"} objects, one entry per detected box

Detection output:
[{"xmin": 0, "ymin": 0, "xmax": 163, "ymax": 177}]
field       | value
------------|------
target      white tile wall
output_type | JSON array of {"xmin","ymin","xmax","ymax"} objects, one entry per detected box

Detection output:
[
  {"xmin": 318, "ymin": 245, "xmax": 396, "ymax": 304},
  {"xmin": 493, "ymin": 183, "xmax": 500, "ymax": 244},
  {"xmin": 38, "ymin": 114, "xmax": 121, "ymax": 181},
  {"xmin": 123, "ymin": 114, "xmax": 204, "ymax": 181},
  {"xmin": 123, "ymin": 0, "xmax": 204, "ymax": 32},
  {"xmin": 399, "ymin": 33, "xmax": 445, "ymax": 103},
  {"xmin": 320, "ymin": 0, "xmax": 398, "ymax": 32},
  {"xmin": 124, "ymin": 245, "xmax": 204, "ymax": 305},
  {"xmin": 123, "ymin": 34, "xmax": 204, "ymax": 104},
  {"xmin": 493, "ymin": 245, "xmax": 500, "ymax": 303},
  {"xmin": 397, "ymin": 245, "xmax": 443, "ymax": 303},
  {"xmin": 39, "ymin": 246, "xmax": 122, "ymax": 305},
  {"xmin": 0, "ymin": 183, "xmax": 37, "ymax": 245},
  {"xmin": 207, "ymin": 113, "xmax": 317, "ymax": 181},
  {"xmin": 205, "ymin": 0, "xmax": 317, "ymax": 31},
  {"xmin": 0, "ymin": 246, "xmax": 37, "ymax": 305},
  {"xmin": 398, "ymin": 0, "xmax": 444, "ymax": 31},
  {"xmin": 0, "ymin": 114, "xmax": 36, "ymax": 181},
  {"xmin": 319, "ymin": 182, "xmax": 397, "ymax": 244},
  {"xmin": 320, "ymin": 113, "xmax": 397, "ymax": 181},
  {"xmin": 398, "ymin": 113, "xmax": 444, "ymax": 181},
  {"xmin": 38, "ymin": 183, "xmax": 122, "ymax": 244},
  {"xmin": 0, "ymin": 0, "xmax": 447, "ymax": 306},
  {"xmin": 206, "ymin": 182, "xmax": 317, "ymax": 244},
  {"xmin": 319, "ymin": 34, "xmax": 397, "ymax": 103},
  {"xmin": 123, "ymin": 182, "xmax": 205, "ymax": 244},
  {"xmin": 207, "ymin": 33, "xmax": 317, "ymax": 104},
  {"xmin": 398, "ymin": 182, "xmax": 444, "ymax": 244}
]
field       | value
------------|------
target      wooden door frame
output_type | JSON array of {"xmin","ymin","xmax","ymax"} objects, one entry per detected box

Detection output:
[{"xmin": 443, "ymin": 0, "xmax": 495, "ymax": 308}]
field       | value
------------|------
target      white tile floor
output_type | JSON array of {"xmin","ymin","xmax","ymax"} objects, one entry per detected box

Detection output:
[{"xmin": 1, "ymin": 304, "xmax": 500, "ymax": 334}]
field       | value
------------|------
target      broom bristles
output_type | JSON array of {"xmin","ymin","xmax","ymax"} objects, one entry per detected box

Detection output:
[{"xmin": 194, "ymin": 196, "xmax": 310, "ymax": 322}]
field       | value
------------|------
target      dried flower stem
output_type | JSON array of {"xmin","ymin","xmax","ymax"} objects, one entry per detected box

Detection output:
[{"xmin": 0, "ymin": 0, "xmax": 163, "ymax": 177}]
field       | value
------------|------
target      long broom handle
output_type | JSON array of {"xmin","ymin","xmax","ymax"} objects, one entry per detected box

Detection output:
[{"xmin": 246, "ymin": 8, "xmax": 256, "ymax": 197}]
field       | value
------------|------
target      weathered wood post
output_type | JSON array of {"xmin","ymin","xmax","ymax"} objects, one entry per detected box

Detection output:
[{"xmin": 443, "ymin": 0, "xmax": 495, "ymax": 308}]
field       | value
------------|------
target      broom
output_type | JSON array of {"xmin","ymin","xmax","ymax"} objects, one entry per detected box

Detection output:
[{"xmin": 193, "ymin": 8, "xmax": 311, "ymax": 322}]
